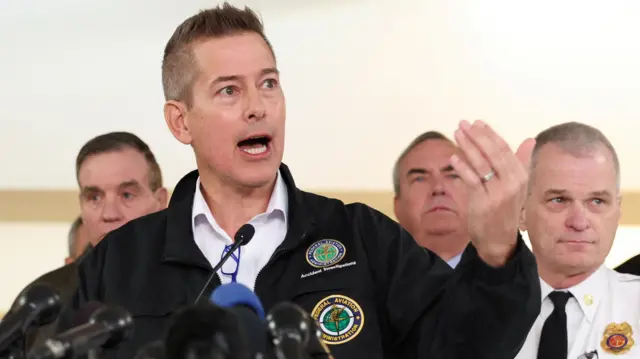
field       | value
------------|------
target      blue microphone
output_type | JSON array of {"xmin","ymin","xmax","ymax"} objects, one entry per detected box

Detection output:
[
  {"xmin": 210, "ymin": 282, "xmax": 265, "ymax": 320},
  {"xmin": 210, "ymin": 283, "xmax": 269, "ymax": 358}
]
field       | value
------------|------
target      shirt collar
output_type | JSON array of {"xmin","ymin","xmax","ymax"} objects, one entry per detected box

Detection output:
[
  {"xmin": 192, "ymin": 170, "xmax": 289, "ymax": 230},
  {"xmin": 540, "ymin": 265, "xmax": 608, "ymax": 323},
  {"xmin": 447, "ymin": 251, "xmax": 464, "ymax": 268}
]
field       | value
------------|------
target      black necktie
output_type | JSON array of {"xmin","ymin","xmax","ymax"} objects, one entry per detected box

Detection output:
[{"xmin": 538, "ymin": 291, "xmax": 573, "ymax": 359}]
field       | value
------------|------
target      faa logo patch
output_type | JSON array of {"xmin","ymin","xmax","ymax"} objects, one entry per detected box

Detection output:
[
  {"xmin": 311, "ymin": 295, "xmax": 364, "ymax": 345},
  {"xmin": 306, "ymin": 239, "xmax": 346, "ymax": 268}
]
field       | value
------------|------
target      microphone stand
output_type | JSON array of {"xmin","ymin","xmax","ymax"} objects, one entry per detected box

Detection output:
[
  {"xmin": 194, "ymin": 223, "xmax": 255, "ymax": 305},
  {"xmin": 194, "ymin": 239, "xmax": 245, "ymax": 305}
]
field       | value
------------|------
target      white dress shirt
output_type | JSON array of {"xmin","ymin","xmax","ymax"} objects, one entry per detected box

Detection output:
[
  {"xmin": 191, "ymin": 171, "xmax": 288, "ymax": 291},
  {"xmin": 447, "ymin": 251, "xmax": 463, "ymax": 268},
  {"xmin": 515, "ymin": 266, "xmax": 640, "ymax": 359}
]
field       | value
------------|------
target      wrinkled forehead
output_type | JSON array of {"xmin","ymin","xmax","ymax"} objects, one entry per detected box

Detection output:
[
  {"xmin": 78, "ymin": 149, "xmax": 151, "ymax": 190},
  {"xmin": 402, "ymin": 140, "xmax": 460, "ymax": 170},
  {"xmin": 530, "ymin": 144, "xmax": 618, "ymax": 194},
  {"xmin": 192, "ymin": 33, "xmax": 276, "ymax": 81}
]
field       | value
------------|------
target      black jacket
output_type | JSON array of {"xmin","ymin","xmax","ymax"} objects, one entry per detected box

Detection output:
[
  {"xmin": 615, "ymin": 254, "xmax": 640, "ymax": 275},
  {"xmin": 60, "ymin": 163, "xmax": 540, "ymax": 359}
]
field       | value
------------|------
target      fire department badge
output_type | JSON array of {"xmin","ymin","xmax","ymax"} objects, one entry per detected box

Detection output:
[
  {"xmin": 601, "ymin": 322, "xmax": 635, "ymax": 354},
  {"xmin": 306, "ymin": 239, "xmax": 346, "ymax": 268},
  {"xmin": 311, "ymin": 295, "xmax": 364, "ymax": 345}
]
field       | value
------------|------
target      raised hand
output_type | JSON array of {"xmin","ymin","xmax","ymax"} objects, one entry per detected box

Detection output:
[{"xmin": 450, "ymin": 120, "xmax": 535, "ymax": 267}]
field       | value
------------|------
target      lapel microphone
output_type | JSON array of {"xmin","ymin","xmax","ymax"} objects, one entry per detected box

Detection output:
[{"xmin": 194, "ymin": 224, "xmax": 256, "ymax": 304}]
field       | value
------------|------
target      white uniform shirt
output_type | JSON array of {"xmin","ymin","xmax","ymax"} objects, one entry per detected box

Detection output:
[
  {"xmin": 515, "ymin": 266, "xmax": 640, "ymax": 359},
  {"xmin": 191, "ymin": 171, "xmax": 288, "ymax": 291}
]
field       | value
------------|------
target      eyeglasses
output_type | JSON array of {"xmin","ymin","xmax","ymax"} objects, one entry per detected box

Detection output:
[
  {"xmin": 577, "ymin": 351, "xmax": 598, "ymax": 359},
  {"xmin": 220, "ymin": 244, "xmax": 241, "ymax": 283}
]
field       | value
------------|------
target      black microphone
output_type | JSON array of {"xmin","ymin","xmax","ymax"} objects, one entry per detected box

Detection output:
[
  {"xmin": 194, "ymin": 224, "xmax": 256, "ymax": 304},
  {"xmin": 134, "ymin": 340, "xmax": 166, "ymax": 359},
  {"xmin": 27, "ymin": 301, "xmax": 133, "ymax": 359},
  {"xmin": 265, "ymin": 303, "xmax": 334, "ymax": 359},
  {"xmin": 0, "ymin": 283, "xmax": 62, "ymax": 356},
  {"xmin": 210, "ymin": 283, "xmax": 269, "ymax": 358},
  {"xmin": 304, "ymin": 317, "xmax": 334, "ymax": 359},
  {"xmin": 165, "ymin": 302, "xmax": 251, "ymax": 359}
]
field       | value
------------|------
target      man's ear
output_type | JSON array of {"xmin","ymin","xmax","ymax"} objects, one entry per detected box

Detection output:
[
  {"xmin": 155, "ymin": 187, "xmax": 169, "ymax": 209},
  {"xmin": 164, "ymin": 100, "xmax": 192, "ymax": 145},
  {"xmin": 519, "ymin": 206, "xmax": 527, "ymax": 231}
]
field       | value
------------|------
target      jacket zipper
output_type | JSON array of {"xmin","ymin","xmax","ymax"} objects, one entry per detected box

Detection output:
[{"xmin": 254, "ymin": 231, "xmax": 307, "ymax": 290}]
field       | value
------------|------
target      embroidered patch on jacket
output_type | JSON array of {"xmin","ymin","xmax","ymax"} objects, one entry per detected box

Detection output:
[
  {"xmin": 310, "ymin": 294, "xmax": 364, "ymax": 345},
  {"xmin": 306, "ymin": 239, "xmax": 346, "ymax": 268},
  {"xmin": 601, "ymin": 322, "xmax": 635, "ymax": 354}
]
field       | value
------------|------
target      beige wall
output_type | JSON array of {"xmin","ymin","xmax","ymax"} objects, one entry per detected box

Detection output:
[
  {"xmin": 3, "ymin": 189, "xmax": 640, "ymax": 224},
  {"xmin": 0, "ymin": 190, "xmax": 394, "ymax": 222}
]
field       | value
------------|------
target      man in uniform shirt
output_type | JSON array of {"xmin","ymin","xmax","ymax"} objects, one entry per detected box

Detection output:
[
  {"xmin": 59, "ymin": 4, "xmax": 541, "ymax": 359},
  {"xmin": 393, "ymin": 131, "xmax": 470, "ymax": 268},
  {"xmin": 515, "ymin": 121, "xmax": 640, "ymax": 359}
]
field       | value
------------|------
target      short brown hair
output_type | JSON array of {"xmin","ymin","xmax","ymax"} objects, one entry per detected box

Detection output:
[
  {"xmin": 76, "ymin": 132, "xmax": 163, "ymax": 191},
  {"xmin": 161, "ymin": 2, "xmax": 274, "ymax": 108},
  {"xmin": 530, "ymin": 121, "xmax": 620, "ymax": 191},
  {"xmin": 393, "ymin": 131, "xmax": 452, "ymax": 195}
]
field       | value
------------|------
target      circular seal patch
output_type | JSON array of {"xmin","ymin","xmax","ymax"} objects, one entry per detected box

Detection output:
[
  {"xmin": 306, "ymin": 239, "xmax": 346, "ymax": 268},
  {"xmin": 310, "ymin": 295, "xmax": 364, "ymax": 345},
  {"xmin": 607, "ymin": 334, "xmax": 629, "ymax": 350}
]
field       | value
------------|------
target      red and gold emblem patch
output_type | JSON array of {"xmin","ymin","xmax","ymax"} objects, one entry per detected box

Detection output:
[{"xmin": 601, "ymin": 322, "xmax": 635, "ymax": 355}]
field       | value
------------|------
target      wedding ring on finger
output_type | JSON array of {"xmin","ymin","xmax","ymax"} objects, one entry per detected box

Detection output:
[{"xmin": 481, "ymin": 170, "xmax": 496, "ymax": 183}]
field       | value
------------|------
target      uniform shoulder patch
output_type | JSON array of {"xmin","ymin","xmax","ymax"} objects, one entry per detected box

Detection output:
[
  {"xmin": 306, "ymin": 239, "xmax": 346, "ymax": 268},
  {"xmin": 310, "ymin": 294, "xmax": 364, "ymax": 345}
]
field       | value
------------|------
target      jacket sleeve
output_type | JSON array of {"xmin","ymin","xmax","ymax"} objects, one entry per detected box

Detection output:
[
  {"xmin": 356, "ymin": 204, "xmax": 540, "ymax": 359},
  {"xmin": 56, "ymin": 241, "xmax": 107, "ymax": 333}
]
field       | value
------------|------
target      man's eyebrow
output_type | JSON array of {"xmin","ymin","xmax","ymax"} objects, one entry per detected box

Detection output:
[
  {"xmin": 80, "ymin": 186, "xmax": 101, "ymax": 195},
  {"xmin": 119, "ymin": 180, "xmax": 141, "ymax": 189},
  {"xmin": 211, "ymin": 74, "xmax": 241, "ymax": 86},
  {"xmin": 210, "ymin": 68, "xmax": 279, "ymax": 87},
  {"xmin": 407, "ymin": 168, "xmax": 428, "ymax": 177},
  {"xmin": 544, "ymin": 189, "xmax": 568, "ymax": 196},
  {"xmin": 590, "ymin": 190, "xmax": 613, "ymax": 198},
  {"xmin": 260, "ymin": 67, "xmax": 279, "ymax": 76}
]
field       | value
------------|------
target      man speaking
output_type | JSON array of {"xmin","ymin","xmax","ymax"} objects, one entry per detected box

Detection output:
[{"xmin": 60, "ymin": 3, "xmax": 540, "ymax": 359}]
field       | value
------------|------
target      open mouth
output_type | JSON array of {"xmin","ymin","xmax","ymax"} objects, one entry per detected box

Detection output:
[{"xmin": 237, "ymin": 135, "xmax": 272, "ymax": 155}]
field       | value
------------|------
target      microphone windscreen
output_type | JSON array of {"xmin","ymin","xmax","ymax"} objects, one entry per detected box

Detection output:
[
  {"xmin": 227, "ymin": 306, "xmax": 269, "ymax": 357},
  {"xmin": 165, "ymin": 303, "xmax": 250, "ymax": 359},
  {"xmin": 134, "ymin": 340, "xmax": 166, "ymax": 359},
  {"xmin": 71, "ymin": 301, "xmax": 105, "ymax": 326},
  {"xmin": 16, "ymin": 283, "xmax": 62, "ymax": 327},
  {"xmin": 210, "ymin": 283, "xmax": 265, "ymax": 320},
  {"xmin": 234, "ymin": 224, "xmax": 255, "ymax": 246}
]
